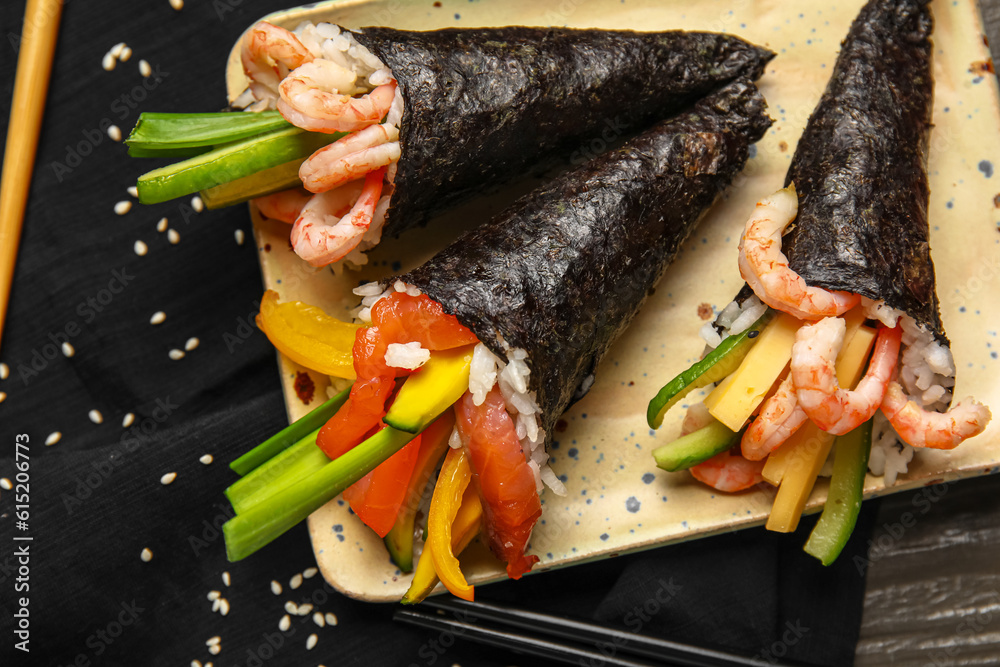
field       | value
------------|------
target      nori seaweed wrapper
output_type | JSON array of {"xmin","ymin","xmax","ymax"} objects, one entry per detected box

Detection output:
[
  {"xmin": 780, "ymin": 0, "xmax": 941, "ymax": 337},
  {"xmin": 400, "ymin": 78, "xmax": 772, "ymax": 437},
  {"xmin": 351, "ymin": 26, "xmax": 773, "ymax": 236}
]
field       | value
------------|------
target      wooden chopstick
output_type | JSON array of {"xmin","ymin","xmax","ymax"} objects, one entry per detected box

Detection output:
[
  {"xmin": 408, "ymin": 597, "xmax": 809, "ymax": 667},
  {"xmin": 0, "ymin": 0, "xmax": 63, "ymax": 351}
]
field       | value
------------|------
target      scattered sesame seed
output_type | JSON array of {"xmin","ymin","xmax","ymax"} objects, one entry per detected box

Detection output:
[
  {"xmin": 156, "ymin": 217, "xmax": 168, "ymax": 232},
  {"xmin": 111, "ymin": 42, "xmax": 125, "ymax": 58},
  {"xmin": 140, "ymin": 548, "xmax": 153, "ymax": 562},
  {"xmin": 89, "ymin": 409, "xmax": 104, "ymax": 424},
  {"xmin": 127, "ymin": 186, "xmax": 138, "ymax": 198},
  {"xmin": 303, "ymin": 567, "xmax": 318, "ymax": 579},
  {"xmin": 325, "ymin": 613, "xmax": 338, "ymax": 626},
  {"xmin": 312, "ymin": 612, "xmax": 325, "ymax": 627},
  {"xmin": 208, "ymin": 645, "xmax": 220, "ymax": 656},
  {"xmin": 150, "ymin": 311, "xmax": 166, "ymax": 325},
  {"xmin": 169, "ymin": 349, "xmax": 185, "ymax": 360},
  {"xmin": 205, "ymin": 663, "xmax": 213, "ymax": 667},
  {"xmin": 279, "ymin": 614, "xmax": 291, "ymax": 632},
  {"xmin": 45, "ymin": 432, "xmax": 61, "ymax": 446},
  {"xmin": 206, "ymin": 637, "xmax": 221, "ymax": 646},
  {"xmin": 168, "ymin": 228, "xmax": 180, "ymax": 244},
  {"xmin": 170, "ymin": 0, "xmax": 184, "ymax": 9},
  {"xmin": 185, "ymin": 337, "xmax": 200, "ymax": 351},
  {"xmin": 160, "ymin": 472, "xmax": 177, "ymax": 485},
  {"xmin": 115, "ymin": 200, "xmax": 132, "ymax": 215},
  {"xmin": 0, "ymin": 392, "xmax": 6, "ymax": 404},
  {"xmin": 200, "ymin": 454, "xmax": 214, "ymax": 465},
  {"xmin": 62, "ymin": 341, "xmax": 75, "ymax": 357},
  {"xmin": 139, "ymin": 59, "xmax": 152, "ymax": 77},
  {"xmin": 119, "ymin": 46, "xmax": 132, "ymax": 62},
  {"xmin": 211, "ymin": 598, "xmax": 221, "ymax": 613},
  {"xmin": 234, "ymin": 229, "xmax": 245, "ymax": 245},
  {"xmin": 207, "ymin": 590, "xmax": 221, "ymax": 601},
  {"xmin": 271, "ymin": 580, "xmax": 282, "ymax": 595},
  {"xmin": 284, "ymin": 601, "xmax": 298, "ymax": 615},
  {"xmin": 222, "ymin": 571, "xmax": 231, "ymax": 587},
  {"xmin": 191, "ymin": 661, "xmax": 202, "ymax": 667},
  {"xmin": 0, "ymin": 363, "xmax": 8, "ymax": 379},
  {"xmin": 0, "ymin": 478, "xmax": 11, "ymax": 490},
  {"xmin": 289, "ymin": 573, "xmax": 303, "ymax": 589},
  {"xmin": 123, "ymin": 412, "xmax": 135, "ymax": 427},
  {"xmin": 297, "ymin": 603, "xmax": 313, "ymax": 616},
  {"xmin": 108, "ymin": 125, "xmax": 122, "ymax": 142},
  {"xmin": 134, "ymin": 240, "xmax": 148, "ymax": 256},
  {"xmin": 219, "ymin": 599, "xmax": 230, "ymax": 616},
  {"xmin": 102, "ymin": 52, "xmax": 116, "ymax": 71},
  {"xmin": 306, "ymin": 634, "xmax": 318, "ymax": 650},
  {"xmin": 191, "ymin": 195, "xmax": 204, "ymax": 212}
]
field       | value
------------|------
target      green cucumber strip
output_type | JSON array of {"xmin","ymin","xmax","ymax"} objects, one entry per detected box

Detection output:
[
  {"xmin": 226, "ymin": 430, "xmax": 331, "ymax": 515},
  {"xmin": 230, "ymin": 386, "xmax": 351, "ymax": 476},
  {"xmin": 136, "ymin": 127, "xmax": 338, "ymax": 205},
  {"xmin": 652, "ymin": 420, "xmax": 739, "ymax": 472},
  {"xmin": 224, "ymin": 426, "xmax": 415, "ymax": 561},
  {"xmin": 647, "ymin": 309, "xmax": 775, "ymax": 429},
  {"xmin": 200, "ymin": 159, "xmax": 305, "ymax": 210},
  {"xmin": 803, "ymin": 420, "xmax": 873, "ymax": 565},
  {"xmin": 127, "ymin": 145, "xmax": 214, "ymax": 159},
  {"xmin": 126, "ymin": 111, "xmax": 291, "ymax": 152}
]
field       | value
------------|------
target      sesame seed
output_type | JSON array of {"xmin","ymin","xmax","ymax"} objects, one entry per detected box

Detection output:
[
  {"xmin": 278, "ymin": 614, "xmax": 291, "ymax": 631},
  {"xmin": 271, "ymin": 580, "xmax": 282, "ymax": 595},
  {"xmin": 312, "ymin": 612, "xmax": 325, "ymax": 627},
  {"xmin": 0, "ymin": 362, "xmax": 8, "ymax": 379},
  {"xmin": 306, "ymin": 634, "xmax": 318, "ymax": 650},
  {"xmin": 325, "ymin": 613, "xmax": 338, "ymax": 626},
  {"xmin": 62, "ymin": 341, "xmax": 75, "ymax": 357},
  {"xmin": 156, "ymin": 217, "xmax": 168, "ymax": 232},
  {"xmin": 297, "ymin": 603, "xmax": 313, "ymax": 616},
  {"xmin": 185, "ymin": 337, "xmax": 200, "ymax": 351},
  {"xmin": 168, "ymin": 228, "xmax": 180, "ymax": 244},
  {"xmin": 169, "ymin": 0, "xmax": 184, "ymax": 9},
  {"xmin": 140, "ymin": 548, "xmax": 153, "ymax": 562},
  {"xmin": 222, "ymin": 571, "xmax": 230, "ymax": 586},
  {"xmin": 219, "ymin": 599, "xmax": 230, "ymax": 616},
  {"xmin": 150, "ymin": 311, "xmax": 166, "ymax": 325},
  {"xmin": 119, "ymin": 46, "xmax": 132, "ymax": 62},
  {"xmin": 191, "ymin": 195, "xmax": 204, "ymax": 212},
  {"xmin": 211, "ymin": 598, "xmax": 221, "ymax": 613},
  {"xmin": 208, "ymin": 645, "xmax": 220, "ymax": 656},
  {"xmin": 89, "ymin": 409, "xmax": 104, "ymax": 424},
  {"xmin": 234, "ymin": 229, "xmax": 245, "ymax": 245},
  {"xmin": 102, "ymin": 52, "xmax": 116, "ymax": 71},
  {"xmin": 160, "ymin": 472, "xmax": 177, "ymax": 485},
  {"xmin": 45, "ymin": 432, "xmax": 61, "ymax": 446},
  {"xmin": 0, "ymin": 392, "xmax": 6, "ymax": 404},
  {"xmin": 206, "ymin": 637, "xmax": 221, "ymax": 646},
  {"xmin": 284, "ymin": 601, "xmax": 298, "ymax": 615},
  {"xmin": 303, "ymin": 567, "xmax": 318, "ymax": 579},
  {"xmin": 191, "ymin": 661, "xmax": 202, "ymax": 667},
  {"xmin": 111, "ymin": 42, "xmax": 125, "ymax": 58},
  {"xmin": 0, "ymin": 478, "xmax": 11, "ymax": 490},
  {"xmin": 115, "ymin": 200, "xmax": 132, "ymax": 215},
  {"xmin": 289, "ymin": 574, "xmax": 303, "ymax": 589},
  {"xmin": 108, "ymin": 125, "xmax": 122, "ymax": 142},
  {"xmin": 134, "ymin": 240, "xmax": 148, "ymax": 256},
  {"xmin": 205, "ymin": 663, "xmax": 212, "ymax": 667},
  {"xmin": 200, "ymin": 454, "xmax": 213, "ymax": 465},
  {"xmin": 207, "ymin": 590, "xmax": 220, "ymax": 601},
  {"xmin": 127, "ymin": 186, "xmax": 138, "ymax": 197},
  {"xmin": 139, "ymin": 59, "xmax": 152, "ymax": 77},
  {"xmin": 169, "ymin": 349, "xmax": 185, "ymax": 360},
  {"xmin": 123, "ymin": 412, "xmax": 135, "ymax": 427}
]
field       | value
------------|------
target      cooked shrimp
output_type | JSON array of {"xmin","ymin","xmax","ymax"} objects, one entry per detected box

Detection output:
[
  {"xmin": 741, "ymin": 375, "xmax": 808, "ymax": 460},
  {"xmin": 278, "ymin": 75, "xmax": 397, "ymax": 133},
  {"xmin": 738, "ymin": 185, "xmax": 860, "ymax": 320},
  {"xmin": 290, "ymin": 168, "xmax": 386, "ymax": 266},
  {"xmin": 792, "ymin": 319, "xmax": 901, "ymax": 435},
  {"xmin": 241, "ymin": 22, "xmax": 314, "ymax": 105},
  {"xmin": 880, "ymin": 382, "xmax": 991, "ymax": 449},
  {"xmin": 299, "ymin": 123, "xmax": 400, "ymax": 193},
  {"xmin": 253, "ymin": 188, "xmax": 313, "ymax": 224},
  {"xmin": 680, "ymin": 402, "xmax": 714, "ymax": 435},
  {"xmin": 690, "ymin": 451, "xmax": 765, "ymax": 492}
]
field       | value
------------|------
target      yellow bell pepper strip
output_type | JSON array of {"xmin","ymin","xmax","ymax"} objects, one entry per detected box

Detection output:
[
  {"xmin": 427, "ymin": 446, "xmax": 475, "ymax": 601},
  {"xmin": 401, "ymin": 483, "xmax": 483, "ymax": 604},
  {"xmin": 255, "ymin": 289, "xmax": 361, "ymax": 380},
  {"xmin": 385, "ymin": 412, "xmax": 456, "ymax": 572}
]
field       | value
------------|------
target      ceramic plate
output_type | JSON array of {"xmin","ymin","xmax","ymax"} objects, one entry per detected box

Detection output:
[{"xmin": 226, "ymin": 0, "xmax": 1000, "ymax": 601}]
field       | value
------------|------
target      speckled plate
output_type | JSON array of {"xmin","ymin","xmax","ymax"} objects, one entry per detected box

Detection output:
[{"xmin": 227, "ymin": 0, "xmax": 1000, "ymax": 602}]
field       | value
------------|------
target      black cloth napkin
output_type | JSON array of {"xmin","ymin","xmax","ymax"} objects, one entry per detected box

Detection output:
[{"xmin": 0, "ymin": 1, "xmax": 875, "ymax": 665}]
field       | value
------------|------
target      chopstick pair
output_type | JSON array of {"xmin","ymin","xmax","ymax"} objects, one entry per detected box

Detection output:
[{"xmin": 394, "ymin": 597, "xmax": 809, "ymax": 667}]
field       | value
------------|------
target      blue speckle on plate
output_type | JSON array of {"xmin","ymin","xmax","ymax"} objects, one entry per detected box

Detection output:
[
  {"xmin": 625, "ymin": 497, "xmax": 641, "ymax": 513},
  {"xmin": 333, "ymin": 524, "xmax": 343, "ymax": 532},
  {"xmin": 599, "ymin": 533, "xmax": 609, "ymax": 541},
  {"xmin": 568, "ymin": 447, "xmax": 578, "ymax": 460},
  {"xmin": 391, "ymin": 261, "xmax": 402, "ymax": 271},
  {"xmin": 642, "ymin": 472, "xmax": 655, "ymax": 484},
  {"xmin": 979, "ymin": 160, "xmax": 994, "ymax": 178},
  {"xmin": 454, "ymin": 13, "xmax": 461, "ymax": 19},
  {"xmin": 336, "ymin": 535, "xmax": 345, "ymax": 542}
]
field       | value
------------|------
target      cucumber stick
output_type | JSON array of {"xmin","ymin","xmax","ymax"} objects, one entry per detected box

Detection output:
[
  {"xmin": 126, "ymin": 111, "xmax": 291, "ymax": 155},
  {"xmin": 652, "ymin": 420, "xmax": 739, "ymax": 472}
]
